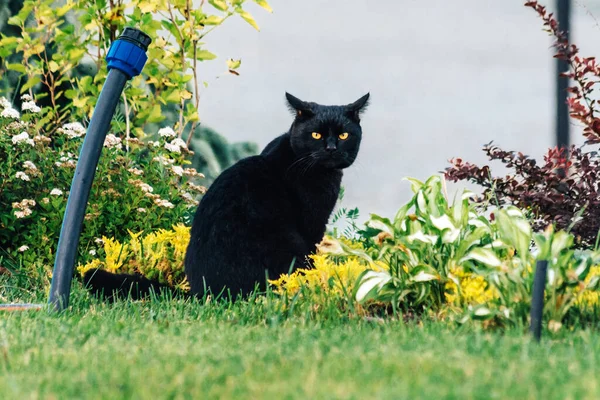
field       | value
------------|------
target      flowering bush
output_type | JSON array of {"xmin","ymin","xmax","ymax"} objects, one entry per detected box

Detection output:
[{"xmin": 0, "ymin": 96, "xmax": 204, "ymax": 280}]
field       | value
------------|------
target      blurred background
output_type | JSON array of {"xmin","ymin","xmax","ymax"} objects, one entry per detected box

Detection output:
[{"xmin": 195, "ymin": 0, "xmax": 600, "ymax": 218}]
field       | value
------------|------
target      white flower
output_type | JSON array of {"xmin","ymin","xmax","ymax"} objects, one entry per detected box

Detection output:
[
  {"xmin": 181, "ymin": 192, "xmax": 194, "ymax": 202},
  {"xmin": 153, "ymin": 155, "xmax": 174, "ymax": 165},
  {"xmin": 149, "ymin": 141, "xmax": 160, "ymax": 147},
  {"xmin": 139, "ymin": 183, "xmax": 153, "ymax": 193},
  {"xmin": 171, "ymin": 166, "xmax": 183, "ymax": 176},
  {"xmin": 14, "ymin": 209, "xmax": 32, "ymax": 218},
  {"xmin": 20, "ymin": 94, "xmax": 32, "ymax": 102},
  {"xmin": 59, "ymin": 122, "xmax": 86, "ymax": 139},
  {"xmin": 12, "ymin": 199, "xmax": 35, "ymax": 218},
  {"xmin": 12, "ymin": 199, "xmax": 36, "ymax": 209},
  {"xmin": 158, "ymin": 127, "xmax": 176, "ymax": 138},
  {"xmin": 171, "ymin": 138, "xmax": 187, "ymax": 149},
  {"xmin": 103, "ymin": 134, "xmax": 122, "ymax": 148},
  {"xmin": 18, "ymin": 245, "xmax": 29, "ymax": 252},
  {"xmin": 23, "ymin": 161, "xmax": 37, "ymax": 170},
  {"xmin": 0, "ymin": 97, "xmax": 11, "ymax": 109},
  {"xmin": 41, "ymin": 197, "xmax": 50, "ymax": 204},
  {"xmin": 137, "ymin": 207, "xmax": 147, "ymax": 213},
  {"xmin": 89, "ymin": 249, "xmax": 97, "ymax": 256},
  {"xmin": 164, "ymin": 142, "xmax": 181, "ymax": 153},
  {"xmin": 164, "ymin": 138, "xmax": 187, "ymax": 153},
  {"xmin": 188, "ymin": 182, "xmax": 207, "ymax": 194},
  {"xmin": 1, "ymin": 107, "xmax": 19, "ymax": 119},
  {"xmin": 12, "ymin": 131, "xmax": 33, "ymax": 145},
  {"xmin": 21, "ymin": 100, "xmax": 41, "ymax": 113},
  {"xmin": 15, "ymin": 171, "xmax": 30, "ymax": 181},
  {"xmin": 50, "ymin": 188, "xmax": 63, "ymax": 196},
  {"xmin": 183, "ymin": 168, "xmax": 203, "ymax": 178},
  {"xmin": 33, "ymin": 135, "xmax": 51, "ymax": 145},
  {"xmin": 154, "ymin": 199, "xmax": 174, "ymax": 208},
  {"xmin": 94, "ymin": 238, "xmax": 104, "ymax": 244},
  {"xmin": 127, "ymin": 167, "xmax": 144, "ymax": 176}
]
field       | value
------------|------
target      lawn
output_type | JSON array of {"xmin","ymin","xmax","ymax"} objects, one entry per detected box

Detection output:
[{"xmin": 1, "ymin": 284, "xmax": 599, "ymax": 400}]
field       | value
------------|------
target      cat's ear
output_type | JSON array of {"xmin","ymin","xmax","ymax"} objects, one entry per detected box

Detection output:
[
  {"xmin": 345, "ymin": 93, "xmax": 370, "ymax": 123},
  {"xmin": 285, "ymin": 92, "xmax": 313, "ymax": 118}
]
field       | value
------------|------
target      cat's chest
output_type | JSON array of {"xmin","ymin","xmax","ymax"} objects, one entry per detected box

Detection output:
[
  {"xmin": 294, "ymin": 179, "xmax": 340, "ymax": 210},
  {"xmin": 288, "ymin": 172, "xmax": 342, "ymax": 231}
]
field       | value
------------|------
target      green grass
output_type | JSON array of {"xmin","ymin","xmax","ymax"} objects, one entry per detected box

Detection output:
[{"xmin": 1, "ymin": 281, "xmax": 600, "ymax": 399}]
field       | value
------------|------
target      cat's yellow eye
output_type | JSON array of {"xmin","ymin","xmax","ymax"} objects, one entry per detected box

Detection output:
[
  {"xmin": 311, "ymin": 132, "xmax": 322, "ymax": 140},
  {"xmin": 338, "ymin": 132, "xmax": 349, "ymax": 140}
]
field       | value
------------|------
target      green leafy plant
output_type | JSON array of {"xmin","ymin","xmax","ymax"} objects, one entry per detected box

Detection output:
[
  {"xmin": 0, "ymin": 96, "xmax": 203, "ymax": 281},
  {"xmin": 348, "ymin": 176, "xmax": 600, "ymax": 328},
  {"xmin": 0, "ymin": 0, "xmax": 270, "ymax": 139},
  {"xmin": 0, "ymin": 0, "xmax": 270, "ymax": 285},
  {"xmin": 268, "ymin": 175, "xmax": 600, "ymax": 330}
]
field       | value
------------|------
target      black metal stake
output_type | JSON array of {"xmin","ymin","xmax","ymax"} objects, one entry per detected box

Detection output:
[
  {"xmin": 556, "ymin": 0, "xmax": 570, "ymax": 151},
  {"xmin": 530, "ymin": 260, "xmax": 548, "ymax": 342}
]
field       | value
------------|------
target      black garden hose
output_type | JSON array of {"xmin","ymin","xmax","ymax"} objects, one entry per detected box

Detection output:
[{"xmin": 48, "ymin": 28, "xmax": 151, "ymax": 311}]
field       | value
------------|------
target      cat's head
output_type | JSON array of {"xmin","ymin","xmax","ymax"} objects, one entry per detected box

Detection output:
[{"xmin": 286, "ymin": 92, "xmax": 369, "ymax": 170}]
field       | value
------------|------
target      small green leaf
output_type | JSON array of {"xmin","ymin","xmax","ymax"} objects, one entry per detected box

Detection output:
[
  {"xmin": 8, "ymin": 15, "xmax": 23, "ymax": 27},
  {"xmin": 355, "ymin": 270, "xmax": 391, "ymax": 302},
  {"xmin": 204, "ymin": 15, "xmax": 224, "ymax": 25},
  {"xmin": 406, "ymin": 231, "xmax": 438, "ymax": 245},
  {"xmin": 165, "ymin": 89, "xmax": 182, "ymax": 103},
  {"xmin": 209, "ymin": 0, "xmax": 228, "ymax": 12},
  {"xmin": 227, "ymin": 58, "xmax": 242, "ymax": 69},
  {"xmin": 21, "ymin": 76, "xmax": 42, "ymax": 92},
  {"xmin": 411, "ymin": 271, "xmax": 438, "ymax": 282},
  {"xmin": 404, "ymin": 177, "xmax": 424, "ymax": 193},
  {"xmin": 430, "ymin": 214, "xmax": 455, "ymax": 231},
  {"xmin": 147, "ymin": 104, "xmax": 165, "ymax": 123},
  {"xmin": 238, "ymin": 10, "xmax": 260, "ymax": 31},
  {"xmin": 460, "ymin": 248, "xmax": 502, "ymax": 267},
  {"xmin": 196, "ymin": 50, "xmax": 217, "ymax": 60},
  {"xmin": 472, "ymin": 306, "xmax": 493, "ymax": 320},
  {"xmin": 6, "ymin": 63, "xmax": 26, "ymax": 73},
  {"xmin": 48, "ymin": 61, "xmax": 60, "ymax": 73},
  {"xmin": 254, "ymin": 0, "xmax": 273, "ymax": 12}
]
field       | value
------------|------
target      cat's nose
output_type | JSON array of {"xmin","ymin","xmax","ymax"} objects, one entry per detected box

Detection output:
[{"xmin": 326, "ymin": 143, "xmax": 336, "ymax": 152}]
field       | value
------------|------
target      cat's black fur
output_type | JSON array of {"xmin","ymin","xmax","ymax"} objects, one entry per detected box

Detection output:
[{"xmin": 84, "ymin": 92, "xmax": 369, "ymax": 299}]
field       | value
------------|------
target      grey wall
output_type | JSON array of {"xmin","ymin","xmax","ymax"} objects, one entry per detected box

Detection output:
[{"xmin": 196, "ymin": 0, "xmax": 600, "ymax": 218}]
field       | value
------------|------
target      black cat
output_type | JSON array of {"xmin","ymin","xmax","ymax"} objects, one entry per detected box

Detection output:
[{"xmin": 84, "ymin": 92, "xmax": 369, "ymax": 300}]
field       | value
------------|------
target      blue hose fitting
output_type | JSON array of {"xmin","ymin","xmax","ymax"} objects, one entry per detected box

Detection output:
[{"xmin": 107, "ymin": 27, "xmax": 151, "ymax": 78}]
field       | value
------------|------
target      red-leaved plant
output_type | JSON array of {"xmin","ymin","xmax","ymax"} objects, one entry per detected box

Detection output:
[{"xmin": 446, "ymin": 1, "xmax": 600, "ymax": 247}]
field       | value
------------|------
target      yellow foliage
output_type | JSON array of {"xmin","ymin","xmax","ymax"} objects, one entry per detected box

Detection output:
[
  {"xmin": 77, "ymin": 224, "xmax": 190, "ymax": 291},
  {"xmin": 445, "ymin": 267, "xmax": 497, "ymax": 306},
  {"xmin": 576, "ymin": 266, "xmax": 600, "ymax": 310},
  {"xmin": 269, "ymin": 236, "xmax": 387, "ymax": 298}
]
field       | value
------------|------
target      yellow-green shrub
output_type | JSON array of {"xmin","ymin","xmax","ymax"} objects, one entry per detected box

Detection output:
[{"xmin": 78, "ymin": 224, "xmax": 190, "ymax": 291}]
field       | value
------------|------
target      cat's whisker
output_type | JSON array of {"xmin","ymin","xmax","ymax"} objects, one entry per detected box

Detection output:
[
  {"xmin": 286, "ymin": 154, "xmax": 315, "ymax": 178},
  {"xmin": 286, "ymin": 155, "xmax": 309, "ymax": 174},
  {"xmin": 299, "ymin": 157, "xmax": 318, "ymax": 178}
]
